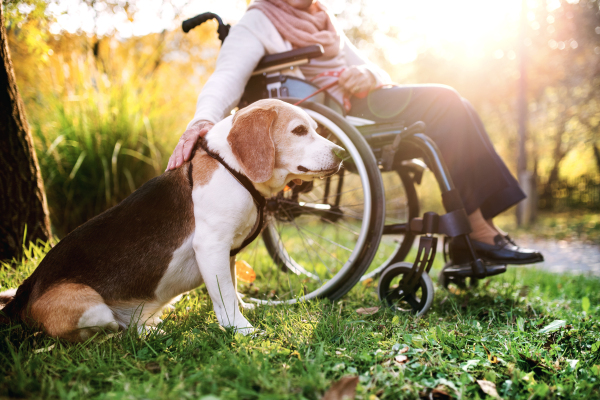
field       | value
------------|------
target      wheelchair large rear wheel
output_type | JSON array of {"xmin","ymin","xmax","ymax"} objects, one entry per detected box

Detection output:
[
  {"xmin": 236, "ymin": 101, "xmax": 385, "ymax": 303},
  {"xmin": 366, "ymin": 167, "xmax": 419, "ymax": 280}
]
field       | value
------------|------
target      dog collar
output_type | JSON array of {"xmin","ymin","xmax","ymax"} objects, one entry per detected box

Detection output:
[{"xmin": 195, "ymin": 138, "xmax": 267, "ymax": 256}]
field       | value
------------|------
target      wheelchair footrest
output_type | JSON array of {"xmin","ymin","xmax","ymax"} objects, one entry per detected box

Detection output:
[{"xmin": 442, "ymin": 262, "xmax": 506, "ymax": 279}]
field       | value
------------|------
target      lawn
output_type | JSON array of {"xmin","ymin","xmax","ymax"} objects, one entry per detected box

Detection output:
[{"xmin": 1, "ymin": 241, "xmax": 599, "ymax": 400}]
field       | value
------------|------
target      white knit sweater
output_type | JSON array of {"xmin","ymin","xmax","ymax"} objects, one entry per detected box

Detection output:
[{"xmin": 188, "ymin": 9, "xmax": 391, "ymax": 128}]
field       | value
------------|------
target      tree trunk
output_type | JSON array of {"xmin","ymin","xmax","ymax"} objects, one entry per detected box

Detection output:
[{"xmin": 0, "ymin": 4, "xmax": 51, "ymax": 262}]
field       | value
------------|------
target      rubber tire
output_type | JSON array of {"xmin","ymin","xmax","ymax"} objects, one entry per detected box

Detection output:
[
  {"xmin": 378, "ymin": 262, "xmax": 434, "ymax": 317},
  {"xmin": 261, "ymin": 99, "xmax": 385, "ymax": 302}
]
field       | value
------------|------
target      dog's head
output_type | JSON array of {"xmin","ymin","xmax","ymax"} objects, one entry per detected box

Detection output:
[{"xmin": 227, "ymin": 99, "xmax": 344, "ymax": 188}]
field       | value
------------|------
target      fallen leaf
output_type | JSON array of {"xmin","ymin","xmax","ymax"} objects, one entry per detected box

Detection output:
[
  {"xmin": 394, "ymin": 355, "xmax": 408, "ymax": 364},
  {"xmin": 399, "ymin": 346, "xmax": 409, "ymax": 354},
  {"xmin": 431, "ymin": 387, "xmax": 452, "ymax": 399},
  {"xmin": 33, "ymin": 344, "xmax": 55, "ymax": 354},
  {"xmin": 356, "ymin": 307, "xmax": 379, "ymax": 315},
  {"xmin": 477, "ymin": 380, "xmax": 500, "ymax": 398},
  {"xmin": 419, "ymin": 387, "xmax": 452, "ymax": 400},
  {"xmin": 322, "ymin": 375, "xmax": 358, "ymax": 400},
  {"xmin": 537, "ymin": 320, "xmax": 566, "ymax": 334},
  {"xmin": 361, "ymin": 277, "xmax": 374, "ymax": 286},
  {"xmin": 236, "ymin": 260, "xmax": 256, "ymax": 283},
  {"xmin": 145, "ymin": 362, "xmax": 161, "ymax": 373},
  {"xmin": 482, "ymin": 344, "xmax": 498, "ymax": 364}
]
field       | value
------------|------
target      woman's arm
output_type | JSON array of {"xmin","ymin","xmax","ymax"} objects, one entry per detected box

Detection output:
[
  {"xmin": 167, "ymin": 18, "xmax": 266, "ymax": 170},
  {"xmin": 187, "ymin": 24, "xmax": 266, "ymax": 127},
  {"xmin": 342, "ymin": 35, "xmax": 391, "ymax": 86}
]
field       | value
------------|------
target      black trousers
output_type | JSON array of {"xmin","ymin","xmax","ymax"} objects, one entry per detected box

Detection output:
[{"xmin": 349, "ymin": 84, "xmax": 525, "ymax": 219}]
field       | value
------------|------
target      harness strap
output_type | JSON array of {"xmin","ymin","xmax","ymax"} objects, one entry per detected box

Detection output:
[{"xmin": 196, "ymin": 138, "xmax": 267, "ymax": 256}]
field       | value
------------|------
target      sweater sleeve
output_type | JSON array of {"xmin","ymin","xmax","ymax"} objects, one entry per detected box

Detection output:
[
  {"xmin": 342, "ymin": 35, "xmax": 391, "ymax": 86},
  {"xmin": 187, "ymin": 23, "xmax": 266, "ymax": 128}
]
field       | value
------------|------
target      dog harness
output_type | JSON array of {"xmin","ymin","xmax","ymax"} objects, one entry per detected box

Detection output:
[{"xmin": 194, "ymin": 138, "xmax": 267, "ymax": 256}]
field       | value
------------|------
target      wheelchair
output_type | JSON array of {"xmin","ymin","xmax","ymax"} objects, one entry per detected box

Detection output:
[{"xmin": 183, "ymin": 13, "xmax": 507, "ymax": 316}]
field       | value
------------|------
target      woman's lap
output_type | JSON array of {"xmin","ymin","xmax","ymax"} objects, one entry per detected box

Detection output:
[{"xmin": 349, "ymin": 84, "xmax": 525, "ymax": 218}]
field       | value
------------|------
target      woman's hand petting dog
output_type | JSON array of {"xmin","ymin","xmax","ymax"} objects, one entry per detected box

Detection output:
[
  {"xmin": 338, "ymin": 65, "xmax": 377, "ymax": 96},
  {"xmin": 167, "ymin": 119, "xmax": 214, "ymax": 171}
]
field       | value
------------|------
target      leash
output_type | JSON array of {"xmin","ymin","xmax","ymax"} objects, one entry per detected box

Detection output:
[{"xmin": 196, "ymin": 137, "xmax": 267, "ymax": 256}]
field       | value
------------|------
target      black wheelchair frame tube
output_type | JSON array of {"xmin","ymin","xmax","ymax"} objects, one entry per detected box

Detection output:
[
  {"xmin": 403, "ymin": 133, "xmax": 453, "ymax": 194},
  {"xmin": 403, "ymin": 133, "xmax": 486, "ymax": 275}
]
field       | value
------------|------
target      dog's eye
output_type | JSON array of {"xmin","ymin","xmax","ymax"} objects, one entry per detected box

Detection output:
[{"xmin": 292, "ymin": 125, "xmax": 308, "ymax": 136}]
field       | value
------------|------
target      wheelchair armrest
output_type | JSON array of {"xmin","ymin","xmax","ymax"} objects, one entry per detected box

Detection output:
[{"xmin": 252, "ymin": 45, "xmax": 324, "ymax": 75}]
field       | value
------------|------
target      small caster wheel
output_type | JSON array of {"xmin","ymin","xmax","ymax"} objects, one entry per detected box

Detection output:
[
  {"xmin": 378, "ymin": 262, "xmax": 434, "ymax": 317},
  {"xmin": 438, "ymin": 261, "xmax": 479, "ymax": 290}
]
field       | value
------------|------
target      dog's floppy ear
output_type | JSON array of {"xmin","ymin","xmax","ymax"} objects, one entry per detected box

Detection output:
[{"xmin": 228, "ymin": 106, "xmax": 277, "ymax": 183}]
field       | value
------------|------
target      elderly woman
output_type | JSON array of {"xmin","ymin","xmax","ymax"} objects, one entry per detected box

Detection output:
[{"xmin": 167, "ymin": 0, "xmax": 543, "ymax": 266}]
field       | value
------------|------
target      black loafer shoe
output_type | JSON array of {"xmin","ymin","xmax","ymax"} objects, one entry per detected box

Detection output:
[{"xmin": 449, "ymin": 234, "xmax": 544, "ymax": 265}]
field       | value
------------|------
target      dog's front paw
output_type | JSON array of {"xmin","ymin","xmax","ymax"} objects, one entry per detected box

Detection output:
[
  {"xmin": 225, "ymin": 316, "xmax": 254, "ymax": 335},
  {"xmin": 235, "ymin": 325, "xmax": 255, "ymax": 336},
  {"xmin": 239, "ymin": 300, "xmax": 256, "ymax": 310},
  {"xmin": 137, "ymin": 325, "xmax": 166, "ymax": 337}
]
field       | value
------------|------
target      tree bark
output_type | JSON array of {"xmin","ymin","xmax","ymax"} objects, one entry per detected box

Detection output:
[{"xmin": 0, "ymin": 4, "xmax": 51, "ymax": 261}]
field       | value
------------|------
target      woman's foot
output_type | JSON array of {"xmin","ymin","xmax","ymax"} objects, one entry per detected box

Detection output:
[{"xmin": 449, "ymin": 209, "xmax": 544, "ymax": 265}]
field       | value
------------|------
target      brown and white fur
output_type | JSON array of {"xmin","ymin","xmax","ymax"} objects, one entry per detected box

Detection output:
[{"xmin": 0, "ymin": 99, "xmax": 344, "ymax": 342}]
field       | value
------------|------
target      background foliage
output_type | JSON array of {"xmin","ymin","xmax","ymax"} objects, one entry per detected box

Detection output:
[{"xmin": 4, "ymin": 0, "xmax": 600, "ymax": 231}]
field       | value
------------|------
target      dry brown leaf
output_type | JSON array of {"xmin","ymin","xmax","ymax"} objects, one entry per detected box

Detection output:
[
  {"xmin": 399, "ymin": 346, "xmax": 409, "ymax": 354},
  {"xmin": 355, "ymin": 307, "xmax": 379, "ymax": 315},
  {"xmin": 431, "ymin": 387, "xmax": 452, "ymax": 399},
  {"xmin": 477, "ymin": 380, "xmax": 500, "ymax": 399},
  {"xmin": 361, "ymin": 277, "xmax": 374, "ymax": 286},
  {"xmin": 145, "ymin": 362, "xmax": 161, "ymax": 373},
  {"xmin": 394, "ymin": 355, "xmax": 408, "ymax": 364},
  {"xmin": 322, "ymin": 375, "xmax": 359, "ymax": 400}
]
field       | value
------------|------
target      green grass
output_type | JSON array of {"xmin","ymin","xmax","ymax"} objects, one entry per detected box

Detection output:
[{"xmin": 1, "ymin": 242, "xmax": 599, "ymax": 399}]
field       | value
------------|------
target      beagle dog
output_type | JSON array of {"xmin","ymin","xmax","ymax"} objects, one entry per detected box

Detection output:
[{"xmin": 0, "ymin": 99, "xmax": 344, "ymax": 342}]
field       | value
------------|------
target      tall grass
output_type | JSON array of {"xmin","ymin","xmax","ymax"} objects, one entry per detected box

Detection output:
[
  {"xmin": 10, "ymin": 28, "xmax": 219, "ymax": 237},
  {"xmin": 32, "ymin": 60, "xmax": 167, "ymax": 236}
]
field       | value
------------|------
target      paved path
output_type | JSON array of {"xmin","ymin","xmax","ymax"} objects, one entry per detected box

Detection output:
[{"xmin": 514, "ymin": 236, "xmax": 600, "ymax": 276}]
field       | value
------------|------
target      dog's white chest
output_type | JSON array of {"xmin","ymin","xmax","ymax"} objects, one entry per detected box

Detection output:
[{"xmin": 154, "ymin": 235, "xmax": 202, "ymax": 303}]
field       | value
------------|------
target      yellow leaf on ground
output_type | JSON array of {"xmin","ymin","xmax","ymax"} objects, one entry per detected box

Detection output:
[
  {"xmin": 322, "ymin": 376, "xmax": 358, "ymax": 400},
  {"xmin": 236, "ymin": 260, "xmax": 256, "ymax": 283},
  {"xmin": 356, "ymin": 307, "xmax": 379, "ymax": 315}
]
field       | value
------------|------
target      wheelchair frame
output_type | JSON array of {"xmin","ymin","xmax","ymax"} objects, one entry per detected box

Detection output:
[{"xmin": 182, "ymin": 13, "xmax": 507, "ymax": 315}]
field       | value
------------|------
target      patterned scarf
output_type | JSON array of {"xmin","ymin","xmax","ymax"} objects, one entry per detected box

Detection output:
[{"xmin": 247, "ymin": 0, "xmax": 342, "ymax": 58}]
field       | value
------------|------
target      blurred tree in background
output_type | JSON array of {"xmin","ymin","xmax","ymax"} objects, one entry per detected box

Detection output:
[{"xmin": 339, "ymin": 0, "xmax": 600, "ymax": 212}]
